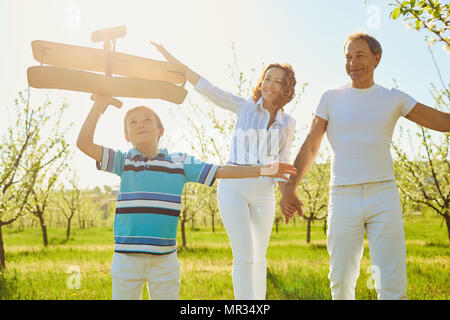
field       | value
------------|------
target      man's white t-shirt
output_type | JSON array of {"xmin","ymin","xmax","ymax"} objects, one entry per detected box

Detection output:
[{"xmin": 315, "ymin": 83, "xmax": 418, "ymax": 186}]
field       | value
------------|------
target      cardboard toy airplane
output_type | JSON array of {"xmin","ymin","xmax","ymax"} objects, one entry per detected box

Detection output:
[{"xmin": 27, "ymin": 25, "xmax": 188, "ymax": 108}]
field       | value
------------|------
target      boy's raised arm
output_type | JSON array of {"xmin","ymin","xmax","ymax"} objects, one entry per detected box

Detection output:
[{"xmin": 76, "ymin": 95, "xmax": 113, "ymax": 162}]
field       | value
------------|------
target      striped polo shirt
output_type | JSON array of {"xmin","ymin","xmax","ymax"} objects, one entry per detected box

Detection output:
[{"xmin": 96, "ymin": 146, "xmax": 219, "ymax": 255}]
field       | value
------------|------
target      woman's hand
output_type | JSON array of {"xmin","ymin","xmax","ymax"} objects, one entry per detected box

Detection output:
[
  {"xmin": 150, "ymin": 41, "xmax": 201, "ymax": 86},
  {"xmin": 260, "ymin": 162, "xmax": 297, "ymax": 182},
  {"xmin": 150, "ymin": 41, "xmax": 182, "ymax": 65}
]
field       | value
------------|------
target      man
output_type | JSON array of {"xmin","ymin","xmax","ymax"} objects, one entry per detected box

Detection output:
[{"xmin": 281, "ymin": 32, "xmax": 450, "ymax": 300}]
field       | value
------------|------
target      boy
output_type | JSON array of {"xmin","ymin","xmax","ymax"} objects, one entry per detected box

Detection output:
[{"xmin": 77, "ymin": 95, "xmax": 296, "ymax": 300}]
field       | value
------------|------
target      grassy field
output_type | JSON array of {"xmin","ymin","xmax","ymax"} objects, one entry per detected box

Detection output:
[{"xmin": 0, "ymin": 215, "xmax": 448, "ymax": 300}]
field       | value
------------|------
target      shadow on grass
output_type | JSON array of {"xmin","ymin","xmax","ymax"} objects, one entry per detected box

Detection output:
[
  {"xmin": 425, "ymin": 241, "xmax": 449, "ymax": 249},
  {"xmin": 310, "ymin": 243, "xmax": 327, "ymax": 250},
  {"xmin": 267, "ymin": 268, "xmax": 303, "ymax": 300},
  {"xmin": 49, "ymin": 237, "xmax": 73, "ymax": 245},
  {"xmin": 6, "ymin": 247, "xmax": 51, "ymax": 260},
  {"xmin": 0, "ymin": 269, "xmax": 19, "ymax": 300},
  {"xmin": 267, "ymin": 265, "xmax": 331, "ymax": 300},
  {"xmin": 177, "ymin": 246, "xmax": 232, "ymax": 260}
]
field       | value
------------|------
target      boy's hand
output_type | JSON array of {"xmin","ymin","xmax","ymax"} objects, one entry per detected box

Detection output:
[
  {"xmin": 91, "ymin": 94, "xmax": 122, "ymax": 109},
  {"xmin": 260, "ymin": 162, "xmax": 297, "ymax": 182},
  {"xmin": 91, "ymin": 94, "xmax": 115, "ymax": 113}
]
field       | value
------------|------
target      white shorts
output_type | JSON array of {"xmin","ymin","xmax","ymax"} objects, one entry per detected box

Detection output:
[{"xmin": 111, "ymin": 251, "xmax": 180, "ymax": 300}]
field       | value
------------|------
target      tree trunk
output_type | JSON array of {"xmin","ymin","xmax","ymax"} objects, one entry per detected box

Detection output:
[
  {"xmin": 276, "ymin": 220, "xmax": 279, "ymax": 233},
  {"xmin": 0, "ymin": 225, "xmax": 5, "ymax": 270},
  {"xmin": 212, "ymin": 215, "xmax": 215, "ymax": 233},
  {"xmin": 181, "ymin": 220, "xmax": 186, "ymax": 248},
  {"xmin": 306, "ymin": 219, "xmax": 311, "ymax": 244},
  {"xmin": 323, "ymin": 219, "xmax": 327, "ymax": 235},
  {"xmin": 445, "ymin": 214, "xmax": 450, "ymax": 242},
  {"xmin": 66, "ymin": 218, "xmax": 72, "ymax": 240},
  {"xmin": 38, "ymin": 214, "xmax": 48, "ymax": 247}
]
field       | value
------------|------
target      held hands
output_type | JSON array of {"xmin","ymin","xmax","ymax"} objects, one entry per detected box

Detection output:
[
  {"xmin": 280, "ymin": 188, "xmax": 304, "ymax": 223},
  {"xmin": 280, "ymin": 192, "xmax": 303, "ymax": 223},
  {"xmin": 260, "ymin": 162, "xmax": 303, "ymax": 222},
  {"xmin": 260, "ymin": 162, "xmax": 297, "ymax": 182}
]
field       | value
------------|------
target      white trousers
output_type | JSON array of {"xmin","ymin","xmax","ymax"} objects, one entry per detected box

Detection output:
[
  {"xmin": 218, "ymin": 177, "xmax": 275, "ymax": 300},
  {"xmin": 327, "ymin": 180, "xmax": 408, "ymax": 300},
  {"xmin": 111, "ymin": 251, "xmax": 180, "ymax": 300}
]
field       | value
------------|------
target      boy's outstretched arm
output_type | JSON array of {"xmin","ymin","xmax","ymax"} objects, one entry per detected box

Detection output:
[
  {"xmin": 215, "ymin": 163, "xmax": 297, "ymax": 181},
  {"xmin": 76, "ymin": 95, "xmax": 114, "ymax": 162}
]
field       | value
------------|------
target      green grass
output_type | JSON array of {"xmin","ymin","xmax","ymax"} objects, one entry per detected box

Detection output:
[{"xmin": 0, "ymin": 215, "xmax": 448, "ymax": 300}]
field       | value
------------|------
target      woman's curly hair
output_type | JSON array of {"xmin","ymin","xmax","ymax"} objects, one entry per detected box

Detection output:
[{"xmin": 252, "ymin": 63, "xmax": 296, "ymax": 109}]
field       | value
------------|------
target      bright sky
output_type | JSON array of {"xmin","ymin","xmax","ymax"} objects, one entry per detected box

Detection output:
[{"xmin": 1, "ymin": 0, "xmax": 449, "ymax": 188}]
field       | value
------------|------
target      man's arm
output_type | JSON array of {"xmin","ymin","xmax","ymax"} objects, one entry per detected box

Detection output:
[
  {"xmin": 76, "ymin": 95, "xmax": 114, "ymax": 162},
  {"xmin": 405, "ymin": 103, "xmax": 450, "ymax": 132},
  {"xmin": 280, "ymin": 116, "xmax": 328, "ymax": 220},
  {"xmin": 215, "ymin": 163, "xmax": 297, "ymax": 181}
]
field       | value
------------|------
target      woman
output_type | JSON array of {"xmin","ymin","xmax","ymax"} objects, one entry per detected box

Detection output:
[{"xmin": 151, "ymin": 42, "xmax": 297, "ymax": 300}]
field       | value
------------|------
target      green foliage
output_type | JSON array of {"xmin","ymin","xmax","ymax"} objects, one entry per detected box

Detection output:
[
  {"xmin": 388, "ymin": 5, "xmax": 449, "ymax": 239},
  {"xmin": 0, "ymin": 91, "xmax": 72, "ymax": 266},
  {"xmin": 0, "ymin": 92, "xmax": 71, "ymax": 223},
  {"xmin": 392, "ymin": 84, "xmax": 450, "ymax": 240},
  {"xmin": 389, "ymin": 0, "xmax": 449, "ymax": 51}
]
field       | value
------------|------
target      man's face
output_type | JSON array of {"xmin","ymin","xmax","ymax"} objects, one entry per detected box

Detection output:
[
  {"xmin": 345, "ymin": 39, "xmax": 381, "ymax": 85},
  {"xmin": 125, "ymin": 108, "xmax": 163, "ymax": 146}
]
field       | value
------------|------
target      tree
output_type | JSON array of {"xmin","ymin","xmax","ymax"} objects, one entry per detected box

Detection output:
[
  {"xmin": 386, "ymin": 0, "xmax": 450, "ymax": 240},
  {"xmin": 297, "ymin": 158, "xmax": 330, "ymax": 243},
  {"xmin": 202, "ymin": 184, "xmax": 219, "ymax": 232},
  {"xmin": 28, "ymin": 167, "xmax": 64, "ymax": 246},
  {"xmin": 179, "ymin": 183, "xmax": 205, "ymax": 248},
  {"xmin": 0, "ymin": 92, "xmax": 70, "ymax": 268},
  {"xmin": 393, "ymin": 84, "xmax": 449, "ymax": 240},
  {"xmin": 389, "ymin": 0, "xmax": 449, "ymax": 50},
  {"xmin": 55, "ymin": 173, "xmax": 82, "ymax": 240},
  {"xmin": 26, "ymin": 122, "xmax": 70, "ymax": 246},
  {"xmin": 274, "ymin": 187, "xmax": 285, "ymax": 233}
]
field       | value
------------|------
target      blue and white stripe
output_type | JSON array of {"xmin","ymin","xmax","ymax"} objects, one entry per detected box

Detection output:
[
  {"xmin": 197, "ymin": 163, "xmax": 217, "ymax": 186},
  {"xmin": 97, "ymin": 147, "xmax": 116, "ymax": 172}
]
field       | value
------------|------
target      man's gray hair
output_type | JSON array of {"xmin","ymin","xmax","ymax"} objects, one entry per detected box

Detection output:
[{"xmin": 344, "ymin": 32, "xmax": 383, "ymax": 56}]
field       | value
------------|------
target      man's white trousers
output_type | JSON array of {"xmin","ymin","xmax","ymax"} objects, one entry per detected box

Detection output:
[{"xmin": 327, "ymin": 180, "xmax": 408, "ymax": 300}]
